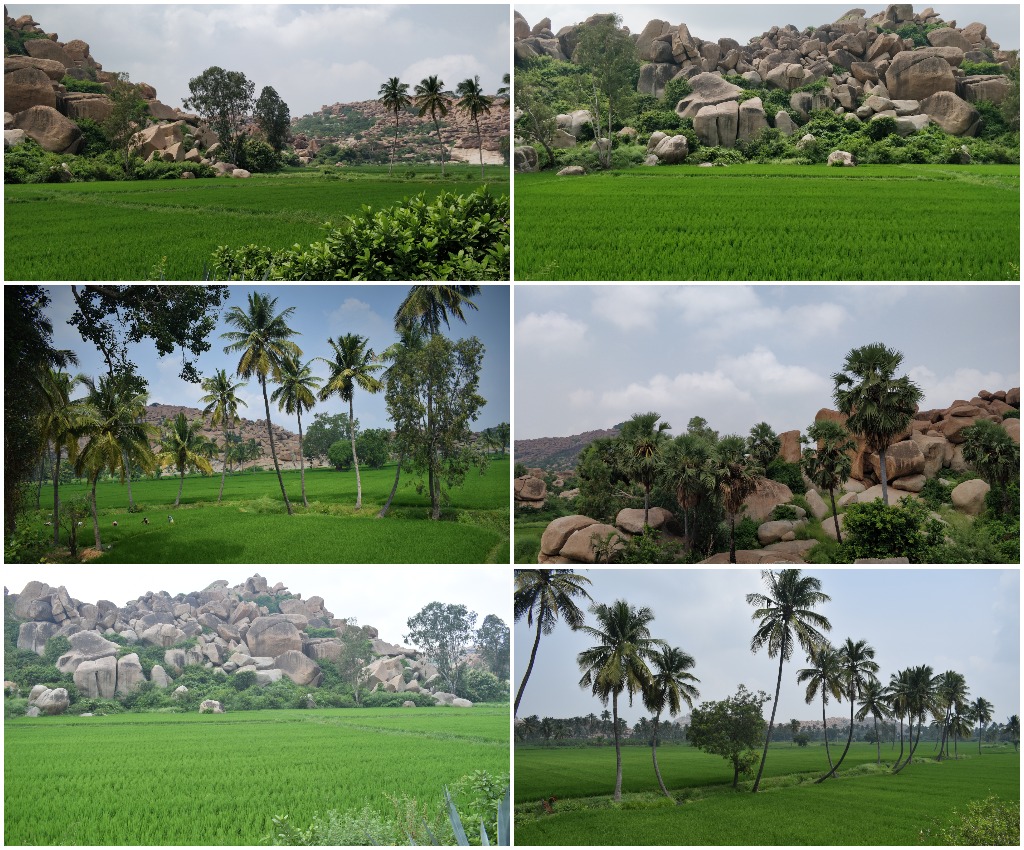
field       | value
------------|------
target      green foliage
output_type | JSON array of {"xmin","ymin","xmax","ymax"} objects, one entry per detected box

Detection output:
[
  {"xmin": 405, "ymin": 601, "xmax": 477, "ymax": 693},
  {"xmin": 961, "ymin": 61, "xmax": 1007, "ymax": 76},
  {"xmin": 689, "ymin": 146, "xmax": 746, "ymax": 165},
  {"xmin": 133, "ymin": 159, "xmax": 216, "ymax": 180},
  {"xmin": 616, "ymin": 526, "xmax": 683, "ymax": 564},
  {"xmin": 304, "ymin": 626, "xmax": 337, "ymax": 638},
  {"xmin": 232, "ymin": 670, "xmax": 258, "ymax": 690},
  {"xmin": 42, "ymin": 635, "xmax": 71, "ymax": 666},
  {"xmin": 357, "ymin": 428, "xmax": 391, "ymax": 470},
  {"xmin": 328, "ymin": 439, "xmax": 354, "ymax": 471},
  {"xmin": 74, "ymin": 118, "xmax": 111, "ymax": 157},
  {"xmin": 729, "ymin": 516, "xmax": 761, "ymax": 551},
  {"xmin": 919, "ymin": 477, "xmax": 953, "ymax": 510},
  {"xmin": 765, "ymin": 458, "xmax": 806, "ymax": 494},
  {"xmin": 62, "ymin": 75, "xmax": 106, "ymax": 93},
  {"xmin": 840, "ymin": 498, "xmax": 939, "ymax": 562},
  {"xmin": 456, "ymin": 667, "xmax": 508, "ymax": 703},
  {"xmin": 4, "ymin": 27, "xmax": 50, "ymax": 55},
  {"xmin": 270, "ymin": 806, "xmax": 400, "ymax": 846},
  {"xmin": 660, "ymin": 77, "xmax": 692, "ymax": 108},
  {"xmin": 361, "ymin": 690, "xmax": 436, "ymax": 708},
  {"xmin": 211, "ymin": 189, "xmax": 508, "ymax": 281},
  {"xmin": 1003, "ymin": 409, "xmax": 1020, "ymax": 419},
  {"xmin": 687, "ymin": 685, "xmax": 769, "ymax": 787},
  {"xmin": 937, "ymin": 795, "xmax": 1019, "ymax": 846},
  {"xmin": 866, "ymin": 116, "xmax": 898, "ymax": 142},
  {"xmin": 925, "ymin": 511, "xmax": 1020, "ymax": 564},
  {"xmin": 769, "ymin": 504, "xmax": 799, "ymax": 522},
  {"xmin": 238, "ymin": 137, "xmax": 282, "ymax": 173}
]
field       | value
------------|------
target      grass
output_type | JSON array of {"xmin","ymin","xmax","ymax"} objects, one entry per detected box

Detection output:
[
  {"xmin": 24, "ymin": 458, "xmax": 510, "ymax": 564},
  {"xmin": 4, "ymin": 165, "xmax": 510, "ymax": 280},
  {"xmin": 513, "ymin": 742, "xmax": 1020, "ymax": 845},
  {"xmin": 4, "ymin": 704, "xmax": 509, "ymax": 845},
  {"xmin": 513, "ymin": 164, "xmax": 1020, "ymax": 280}
]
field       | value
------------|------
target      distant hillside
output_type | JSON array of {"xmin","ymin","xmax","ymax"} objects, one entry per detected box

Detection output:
[{"xmin": 515, "ymin": 427, "xmax": 620, "ymax": 470}]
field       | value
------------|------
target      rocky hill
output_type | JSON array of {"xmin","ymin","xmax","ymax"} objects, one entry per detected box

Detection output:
[
  {"xmin": 9, "ymin": 573, "xmax": 478, "ymax": 714},
  {"xmin": 514, "ymin": 426, "xmax": 620, "ymax": 470}
]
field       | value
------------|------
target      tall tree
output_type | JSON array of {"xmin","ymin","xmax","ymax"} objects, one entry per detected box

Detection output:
[
  {"xmin": 157, "ymin": 412, "xmax": 214, "ymax": 508},
  {"xmin": 746, "ymin": 569, "xmax": 832, "ymax": 792},
  {"xmin": 934, "ymin": 670, "xmax": 969, "ymax": 762},
  {"xmin": 832, "ymin": 343, "xmax": 923, "ymax": 506},
  {"xmin": 221, "ymin": 292, "xmax": 301, "ymax": 515},
  {"xmin": 619, "ymin": 411, "xmax": 671, "ymax": 527},
  {"xmin": 182, "ymin": 66, "xmax": 255, "ymax": 165},
  {"xmin": 476, "ymin": 613, "xmax": 510, "ymax": 681},
  {"xmin": 414, "ymin": 75, "xmax": 449, "ymax": 176},
  {"xmin": 514, "ymin": 569, "xmax": 593, "ymax": 716},
  {"xmin": 856, "ymin": 677, "xmax": 891, "ymax": 765},
  {"xmin": 513, "ymin": 75, "xmax": 558, "ymax": 168},
  {"xmin": 404, "ymin": 601, "xmax": 477, "ymax": 694},
  {"xmin": 376, "ymin": 324, "xmax": 425, "ymax": 518},
  {"xmin": 378, "ymin": 76, "xmax": 412, "ymax": 176},
  {"xmin": 668, "ymin": 432, "xmax": 717, "ymax": 544},
  {"xmin": 969, "ymin": 697, "xmax": 994, "ymax": 756},
  {"xmin": 455, "ymin": 75, "xmax": 493, "ymax": 178},
  {"xmin": 253, "ymin": 85, "xmax": 290, "ymax": 152},
  {"xmin": 200, "ymin": 368, "xmax": 248, "ymax": 503},
  {"xmin": 688, "ymin": 686, "xmax": 770, "ymax": 789},
  {"xmin": 961, "ymin": 418, "xmax": 1020, "ymax": 516},
  {"xmin": 801, "ymin": 420, "xmax": 856, "ymax": 544},
  {"xmin": 1004, "ymin": 715, "xmax": 1019, "ymax": 752},
  {"xmin": 891, "ymin": 664, "xmax": 938, "ymax": 774},
  {"xmin": 715, "ymin": 435, "xmax": 762, "ymax": 564},
  {"xmin": 272, "ymin": 354, "xmax": 321, "ymax": 509},
  {"xmin": 817, "ymin": 638, "xmax": 879, "ymax": 782},
  {"xmin": 643, "ymin": 645, "xmax": 700, "ymax": 800},
  {"xmin": 796, "ymin": 643, "xmax": 844, "ymax": 771},
  {"xmin": 885, "ymin": 668, "xmax": 912, "ymax": 768},
  {"xmin": 747, "ymin": 422, "xmax": 781, "ymax": 470},
  {"xmin": 576, "ymin": 599, "xmax": 663, "ymax": 802},
  {"xmin": 103, "ymin": 73, "xmax": 149, "ymax": 174},
  {"xmin": 317, "ymin": 334, "xmax": 383, "ymax": 511}
]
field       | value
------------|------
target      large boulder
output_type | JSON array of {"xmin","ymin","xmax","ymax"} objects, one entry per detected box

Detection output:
[
  {"xmin": 885, "ymin": 52, "xmax": 956, "ymax": 101},
  {"xmin": 651, "ymin": 133, "xmax": 689, "ymax": 163},
  {"xmin": 675, "ymin": 73, "xmax": 744, "ymax": 119},
  {"xmin": 199, "ymin": 699, "xmax": 224, "ymax": 714},
  {"xmin": 869, "ymin": 440, "xmax": 925, "ymax": 482},
  {"xmin": 694, "ymin": 100, "xmax": 739, "ymax": 148},
  {"xmin": 737, "ymin": 98, "xmax": 769, "ymax": 143},
  {"xmin": 115, "ymin": 653, "xmax": 146, "ymax": 695},
  {"xmin": 615, "ymin": 506, "xmax": 674, "ymax": 534},
  {"xmin": 245, "ymin": 615, "xmax": 302, "ymax": 657},
  {"xmin": 4, "ymin": 55, "xmax": 68, "ymax": 81},
  {"xmin": 74, "ymin": 655, "xmax": 118, "ymax": 699},
  {"xmin": 540, "ymin": 515, "xmax": 599, "ymax": 557},
  {"xmin": 56, "ymin": 630, "xmax": 120, "ymax": 673},
  {"xmin": 61, "ymin": 92, "xmax": 112, "ymax": 123},
  {"xmin": 951, "ymin": 479, "xmax": 989, "ymax": 515},
  {"xmin": 515, "ymin": 475, "xmax": 547, "ymax": 507},
  {"xmin": 17, "ymin": 621, "xmax": 59, "ymax": 655},
  {"xmin": 12, "ymin": 105, "xmax": 82, "ymax": 153},
  {"xmin": 560, "ymin": 523, "xmax": 623, "ymax": 563},
  {"xmin": 33, "ymin": 687, "xmax": 71, "ymax": 716},
  {"xmin": 514, "ymin": 145, "xmax": 538, "ymax": 173},
  {"xmin": 637, "ymin": 62, "xmax": 679, "ymax": 98},
  {"xmin": 741, "ymin": 478, "xmax": 794, "ymax": 523},
  {"xmin": 920, "ymin": 91, "xmax": 980, "ymax": 136},
  {"xmin": 4, "ymin": 66, "xmax": 57, "ymax": 113},
  {"xmin": 22, "ymin": 38, "xmax": 74, "ymax": 67},
  {"xmin": 274, "ymin": 650, "xmax": 323, "ymax": 687},
  {"xmin": 139, "ymin": 623, "xmax": 186, "ymax": 647},
  {"xmin": 13, "ymin": 581, "xmax": 52, "ymax": 619}
]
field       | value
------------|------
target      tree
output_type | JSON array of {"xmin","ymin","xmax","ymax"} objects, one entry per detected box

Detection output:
[
  {"xmin": 934, "ymin": 670, "xmax": 969, "ymax": 762},
  {"xmin": 378, "ymin": 76, "xmax": 412, "ymax": 176},
  {"xmin": 357, "ymin": 428, "xmax": 391, "ymax": 470},
  {"xmin": 832, "ymin": 343, "xmax": 923, "ymax": 506},
  {"xmin": 253, "ymin": 85, "xmax": 290, "ymax": 152},
  {"xmin": 182, "ymin": 66, "xmax": 255, "ymax": 165},
  {"xmin": 801, "ymin": 420, "xmax": 856, "ymax": 544},
  {"xmin": 404, "ymin": 602, "xmax": 477, "ymax": 694},
  {"xmin": 303, "ymin": 412, "xmax": 357, "ymax": 464},
  {"xmin": 494, "ymin": 422, "xmax": 510, "ymax": 455},
  {"xmin": 643, "ymin": 645, "xmax": 700, "ymax": 799},
  {"xmin": 335, "ymin": 621, "xmax": 374, "ymax": 706},
  {"xmin": 747, "ymin": 422, "xmax": 781, "ymax": 470},
  {"xmin": 157, "ymin": 412, "xmax": 214, "ymax": 508},
  {"xmin": 961, "ymin": 418, "xmax": 1020, "ymax": 516},
  {"xmin": 667, "ymin": 432, "xmax": 718, "ymax": 545},
  {"xmin": 414, "ymin": 75, "xmax": 449, "ymax": 176},
  {"xmin": 856, "ymin": 677, "xmax": 891, "ymax": 765},
  {"xmin": 796, "ymin": 643, "xmax": 843, "ymax": 771},
  {"xmin": 572, "ymin": 14, "xmax": 639, "ymax": 169},
  {"xmin": 817, "ymin": 638, "xmax": 878, "ymax": 782},
  {"xmin": 200, "ymin": 368, "xmax": 248, "ymax": 503},
  {"xmin": 688, "ymin": 686, "xmax": 770, "ymax": 789},
  {"xmin": 104, "ymin": 73, "xmax": 149, "ymax": 173},
  {"xmin": 969, "ymin": 697, "xmax": 994, "ymax": 755},
  {"xmin": 513, "ymin": 568, "xmax": 592, "ymax": 715},
  {"xmin": 317, "ymin": 334, "xmax": 383, "ymax": 511},
  {"xmin": 716, "ymin": 435, "xmax": 762, "ymax": 564},
  {"xmin": 476, "ymin": 614, "xmax": 510, "ymax": 680},
  {"xmin": 576, "ymin": 599, "xmax": 663, "ymax": 802},
  {"xmin": 327, "ymin": 439, "xmax": 353, "ymax": 471},
  {"xmin": 271, "ymin": 354, "xmax": 321, "ymax": 508},
  {"xmin": 746, "ymin": 569, "xmax": 832, "ymax": 792},
  {"xmin": 513, "ymin": 75, "xmax": 558, "ymax": 168},
  {"xmin": 456, "ymin": 75, "xmax": 493, "ymax": 179},
  {"xmin": 221, "ymin": 292, "xmax": 301, "ymax": 515},
  {"xmin": 1004, "ymin": 715, "xmax": 1019, "ymax": 752},
  {"xmin": 891, "ymin": 664, "xmax": 938, "ymax": 774},
  {"xmin": 619, "ymin": 411, "xmax": 671, "ymax": 527},
  {"xmin": 376, "ymin": 324, "xmax": 425, "ymax": 519}
]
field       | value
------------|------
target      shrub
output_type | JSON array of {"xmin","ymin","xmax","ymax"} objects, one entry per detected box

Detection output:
[
  {"xmin": 617, "ymin": 526, "xmax": 683, "ymax": 563},
  {"xmin": 304, "ymin": 626, "xmax": 336, "ymax": 638},
  {"xmin": 74, "ymin": 118, "xmax": 110, "ymax": 157},
  {"xmin": 730, "ymin": 516, "xmax": 761, "ymax": 551},
  {"xmin": 238, "ymin": 137, "xmax": 282, "ymax": 173},
  {"xmin": 1003, "ymin": 409, "xmax": 1020, "ymax": 419},
  {"xmin": 42, "ymin": 635, "xmax": 71, "ymax": 666},
  {"xmin": 4, "ymin": 697, "xmax": 29, "ymax": 720},
  {"xmin": 840, "ymin": 499, "xmax": 941, "ymax": 562},
  {"xmin": 866, "ymin": 116, "xmax": 898, "ymax": 142},
  {"xmin": 961, "ymin": 61, "xmax": 1007, "ymax": 76},
  {"xmin": 327, "ymin": 439, "xmax": 353, "ymax": 471},
  {"xmin": 766, "ymin": 458, "xmax": 806, "ymax": 494},
  {"xmin": 937, "ymin": 795, "xmax": 1019, "ymax": 846},
  {"xmin": 62, "ymin": 75, "xmax": 105, "ymax": 94},
  {"xmin": 269, "ymin": 806, "xmax": 400, "ymax": 846},
  {"xmin": 769, "ymin": 504, "xmax": 799, "ymax": 521},
  {"xmin": 635, "ymin": 109, "xmax": 682, "ymax": 133},
  {"xmin": 661, "ymin": 77, "xmax": 692, "ymax": 108},
  {"xmin": 689, "ymin": 146, "xmax": 746, "ymax": 165},
  {"xmin": 232, "ymin": 670, "xmax": 258, "ymax": 691},
  {"xmin": 133, "ymin": 160, "xmax": 216, "ymax": 180},
  {"xmin": 456, "ymin": 667, "xmax": 507, "ymax": 703},
  {"xmin": 361, "ymin": 690, "xmax": 436, "ymax": 708}
]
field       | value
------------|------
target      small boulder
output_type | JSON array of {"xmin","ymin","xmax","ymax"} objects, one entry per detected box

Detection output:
[
  {"xmin": 199, "ymin": 699, "xmax": 224, "ymax": 714},
  {"xmin": 951, "ymin": 479, "xmax": 989, "ymax": 516}
]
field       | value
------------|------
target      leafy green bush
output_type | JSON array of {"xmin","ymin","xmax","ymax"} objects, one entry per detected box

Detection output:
[
  {"xmin": 42, "ymin": 635, "xmax": 71, "ymax": 666},
  {"xmin": 731, "ymin": 516, "xmax": 761, "ymax": 551},
  {"xmin": 962, "ymin": 61, "xmax": 1007, "ymax": 76},
  {"xmin": 133, "ymin": 160, "xmax": 216, "ymax": 180},
  {"xmin": 766, "ymin": 458, "xmax": 806, "ymax": 494},
  {"xmin": 661, "ymin": 77, "xmax": 692, "ymax": 108},
  {"xmin": 238, "ymin": 137, "xmax": 282, "ymax": 173},
  {"xmin": 919, "ymin": 477, "xmax": 953, "ymax": 510},
  {"xmin": 4, "ymin": 697, "xmax": 29, "ymax": 720},
  {"xmin": 62, "ymin": 75, "xmax": 106, "ymax": 94},
  {"xmin": 616, "ymin": 526, "xmax": 683, "ymax": 563},
  {"xmin": 361, "ymin": 690, "xmax": 436, "ymax": 708},
  {"xmin": 305, "ymin": 626, "xmax": 336, "ymax": 638},
  {"xmin": 937, "ymin": 795, "xmax": 1019, "ymax": 845},
  {"xmin": 269, "ymin": 806, "xmax": 401, "ymax": 846},
  {"xmin": 689, "ymin": 146, "xmax": 745, "ymax": 165},
  {"xmin": 770, "ymin": 504, "xmax": 799, "ymax": 521},
  {"xmin": 634, "ymin": 109, "xmax": 683, "ymax": 133},
  {"xmin": 866, "ymin": 116, "xmax": 898, "ymax": 142},
  {"xmin": 1003, "ymin": 409, "xmax": 1020, "ymax": 419},
  {"xmin": 841, "ymin": 499, "xmax": 941, "ymax": 562},
  {"xmin": 232, "ymin": 670, "xmax": 258, "ymax": 690},
  {"xmin": 456, "ymin": 667, "xmax": 508, "ymax": 703},
  {"xmin": 74, "ymin": 118, "xmax": 110, "ymax": 156}
]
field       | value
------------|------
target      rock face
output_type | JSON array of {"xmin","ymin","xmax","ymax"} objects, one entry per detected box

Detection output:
[{"xmin": 514, "ymin": 474, "xmax": 547, "ymax": 508}]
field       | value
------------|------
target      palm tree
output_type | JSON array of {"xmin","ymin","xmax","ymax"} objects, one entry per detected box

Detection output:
[
  {"xmin": 1004, "ymin": 715, "xmax": 1019, "ymax": 752},
  {"xmin": 200, "ymin": 368, "xmax": 248, "ymax": 503},
  {"xmin": 950, "ymin": 707, "xmax": 972, "ymax": 760},
  {"xmin": 801, "ymin": 420, "xmax": 856, "ymax": 544},
  {"xmin": 455, "ymin": 75, "xmax": 493, "ymax": 178},
  {"xmin": 747, "ymin": 422, "xmax": 781, "ymax": 470},
  {"xmin": 892, "ymin": 664, "xmax": 938, "ymax": 774},
  {"xmin": 934, "ymin": 670, "xmax": 969, "ymax": 762},
  {"xmin": 746, "ymin": 569, "xmax": 832, "ymax": 793},
  {"xmin": 513, "ymin": 568, "xmax": 592, "ymax": 715},
  {"xmin": 576, "ymin": 599, "xmax": 663, "ymax": 802},
  {"xmin": 856, "ymin": 677, "xmax": 891, "ymax": 765},
  {"xmin": 969, "ymin": 697, "xmax": 994, "ymax": 755},
  {"xmin": 157, "ymin": 412, "xmax": 214, "ymax": 508},
  {"xmin": 885, "ymin": 668, "xmax": 912, "ymax": 768},
  {"xmin": 796, "ymin": 643, "xmax": 843, "ymax": 771},
  {"xmin": 643, "ymin": 645, "xmax": 700, "ymax": 800},
  {"xmin": 317, "ymin": 334, "xmax": 383, "ymax": 511},
  {"xmin": 620, "ymin": 412, "xmax": 671, "ymax": 527},
  {"xmin": 271, "ymin": 354, "xmax": 321, "ymax": 509},
  {"xmin": 817, "ymin": 638, "xmax": 879, "ymax": 782},
  {"xmin": 668, "ymin": 433, "xmax": 717, "ymax": 544},
  {"xmin": 221, "ymin": 292, "xmax": 301, "ymax": 515},
  {"xmin": 961, "ymin": 418, "xmax": 1020, "ymax": 515},
  {"xmin": 832, "ymin": 343, "xmax": 923, "ymax": 506},
  {"xmin": 497, "ymin": 72, "xmax": 510, "ymax": 100},
  {"xmin": 414, "ymin": 75, "xmax": 449, "ymax": 176},
  {"xmin": 378, "ymin": 76, "xmax": 412, "ymax": 177},
  {"xmin": 716, "ymin": 435, "xmax": 762, "ymax": 564}
]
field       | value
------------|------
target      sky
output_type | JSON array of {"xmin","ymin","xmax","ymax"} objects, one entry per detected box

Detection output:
[
  {"xmin": 514, "ymin": 284, "xmax": 1020, "ymax": 440},
  {"xmin": 9, "ymin": 3, "xmax": 511, "ymax": 116},
  {"xmin": 516, "ymin": 3, "xmax": 1020, "ymax": 50},
  {"xmin": 43, "ymin": 283, "xmax": 511, "ymax": 432},
  {"xmin": 4, "ymin": 565, "xmax": 510, "ymax": 653},
  {"xmin": 513, "ymin": 568, "xmax": 1021, "ymax": 725}
]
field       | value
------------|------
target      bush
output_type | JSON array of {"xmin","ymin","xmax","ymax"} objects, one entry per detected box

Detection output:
[
  {"xmin": 866, "ymin": 116, "xmax": 898, "ymax": 142},
  {"xmin": 456, "ymin": 667, "xmax": 507, "ymax": 703},
  {"xmin": 74, "ymin": 118, "xmax": 110, "ymax": 157},
  {"xmin": 769, "ymin": 504, "xmax": 800, "ymax": 521},
  {"xmin": 634, "ymin": 109, "xmax": 683, "ymax": 134},
  {"xmin": 661, "ymin": 77, "xmax": 692, "ymax": 108},
  {"xmin": 617, "ymin": 526, "xmax": 683, "ymax": 563},
  {"xmin": 232, "ymin": 670, "xmax": 258, "ymax": 691},
  {"xmin": 766, "ymin": 458, "xmax": 806, "ymax": 494},
  {"xmin": 327, "ymin": 439, "xmax": 353, "ymax": 471},
  {"xmin": 4, "ymin": 697, "xmax": 29, "ymax": 720},
  {"xmin": 937, "ymin": 795, "xmax": 1019, "ymax": 845},
  {"xmin": 961, "ymin": 61, "xmax": 1007, "ymax": 76},
  {"xmin": 62, "ymin": 75, "xmax": 106, "ymax": 94},
  {"xmin": 42, "ymin": 635, "xmax": 71, "ymax": 666},
  {"xmin": 238, "ymin": 138, "xmax": 282, "ymax": 173},
  {"xmin": 133, "ymin": 160, "xmax": 216, "ymax": 180},
  {"xmin": 730, "ymin": 515, "xmax": 761, "ymax": 551},
  {"xmin": 919, "ymin": 477, "xmax": 953, "ymax": 511},
  {"xmin": 841, "ymin": 499, "xmax": 941, "ymax": 562},
  {"xmin": 689, "ymin": 146, "xmax": 746, "ymax": 165},
  {"xmin": 361, "ymin": 690, "xmax": 435, "ymax": 708}
]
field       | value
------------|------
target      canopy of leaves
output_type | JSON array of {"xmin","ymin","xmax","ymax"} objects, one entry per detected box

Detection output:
[{"xmin": 405, "ymin": 601, "xmax": 478, "ymax": 693}]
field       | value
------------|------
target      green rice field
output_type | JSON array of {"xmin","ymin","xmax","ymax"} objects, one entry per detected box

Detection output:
[
  {"xmin": 4, "ymin": 166, "xmax": 509, "ymax": 280},
  {"xmin": 513, "ymin": 164, "xmax": 1020, "ymax": 280},
  {"xmin": 22, "ymin": 459, "xmax": 509, "ymax": 564},
  {"xmin": 4, "ymin": 705, "xmax": 509, "ymax": 845},
  {"xmin": 514, "ymin": 742, "xmax": 1019, "ymax": 845}
]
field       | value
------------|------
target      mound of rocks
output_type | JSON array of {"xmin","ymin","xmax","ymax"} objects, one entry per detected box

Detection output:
[{"xmin": 538, "ymin": 507, "xmax": 680, "ymax": 563}]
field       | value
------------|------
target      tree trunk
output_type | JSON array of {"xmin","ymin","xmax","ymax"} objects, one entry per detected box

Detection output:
[
  {"xmin": 514, "ymin": 610, "xmax": 544, "ymax": 716},
  {"xmin": 36, "ymin": 453, "xmax": 45, "ymax": 509},
  {"xmin": 894, "ymin": 716, "xmax": 905, "ymax": 768},
  {"xmin": 651, "ymin": 711, "xmax": 672, "ymax": 800},
  {"xmin": 175, "ymin": 469, "xmax": 184, "ymax": 508},
  {"xmin": 432, "ymin": 111, "xmax": 446, "ymax": 177},
  {"xmin": 218, "ymin": 427, "xmax": 228, "ymax": 503},
  {"xmin": 875, "ymin": 716, "xmax": 881, "ymax": 765},
  {"xmin": 390, "ymin": 111, "xmax": 399, "ymax": 176},
  {"xmin": 52, "ymin": 445, "xmax": 61, "ymax": 546},
  {"xmin": 377, "ymin": 454, "xmax": 404, "ymax": 518},
  {"xmin": 752, "ymin": 647, "xmax": 785, "ymax": 792},
  {"xmin": 879, "ymin": 446, "xmax": 890, "ymax": 506},
  {"xmin": 612, "ymin": 691, "xmax": 623, "ymax": 801},
  {"xmin": 937, "ymin": 705, "xmax": 951, "ymax": 761},
  {"xmin": 295, "ymin": 412, "xmax": 307, "ymax": 508},
  {"xmin": 350, "ymin": 396, "xmax": 362, "ymax": 510},
  {"xmin": 822, "ymin": 698, "xmax": 835, "ymax": 770},
  {"xmin": 829, "ymin": 488, "xmax": 842, "ymax": 545},
  {"xmin": 90, "ymin": 472, "xmax": 101, "ymax": 550},
  {"xmin": 124, "ymin": 449, "xmax": 134, "ymax": 509},
  {"xmin": 643, "ymin": 486, "xmax": 650, "ymax": 527},
  {"xmin": 729, "ymin": 513, "xmax": 737, "ymax": 564},
  {"xmin": 817, "ymin": 689, "xmax": 856, "ymax": 782},
  {"xmin": 893, "ymin": 717, "xmax": 923, "ymax": 774},
  {"xmin": 474, "ymin": 115, "xmax": 484, "ymax": 179},
  {"xmin": 978, "ymin": 722, "xmax": 983, "ymax": 755},
  {"xmin": 262, "ymin": 376, "xmax": 292, "ymax": 515}
]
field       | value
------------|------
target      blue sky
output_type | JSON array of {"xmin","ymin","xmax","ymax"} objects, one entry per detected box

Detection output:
[
  {"xmin": 44, "ymin": 284, "xmax": 510, "ymax": 432},
  {"xmin": 514, "ymin": 568, "xmax": 1020, "ymax": 724}
]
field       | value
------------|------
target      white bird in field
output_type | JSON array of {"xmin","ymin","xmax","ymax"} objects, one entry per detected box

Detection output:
[
  {"xmin": 168, "ymin": 515, "xmax": 174, "ymax": 524},
  {"xmin": 112, "ymin": 520, "xmax": 118, "ymax": 527}
]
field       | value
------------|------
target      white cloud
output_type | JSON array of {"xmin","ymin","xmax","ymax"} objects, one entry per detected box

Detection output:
[
  {"xmin": 568, "ymin": 388, "xmax": 596, "ymax": 408},
  {"xmin": 401, "ymin": 54, "xmax": 488, "ymax": 91},
  {"xmin": 908, "ymin": 365, "xmax": 1018, "ymax": 409},
  {"xmin": 591, "ymin": 285, "xmax": 665, "ymax": 331},
  {"xmin": 719, "ymin": 346, "xmax": 832, "ymax": 396},
  {"xmin": 515, "ymin": 311, "xmax": 588, "ymax": 354}
]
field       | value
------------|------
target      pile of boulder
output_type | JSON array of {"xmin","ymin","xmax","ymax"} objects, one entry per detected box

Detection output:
[
  {"xmin": 514, "ymin": 5, "xmax": 1014, "ymax": 168},
  {"xmin": 10, "ymin": 574, "xmax": 474, "ymax": 714}
]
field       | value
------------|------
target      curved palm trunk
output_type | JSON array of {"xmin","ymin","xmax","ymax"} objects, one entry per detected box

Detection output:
[
  {"xmin": 175, "ymin": 468, "xmax": 184, "ymax": 508},
  {"xmin": 977, "ymin": 722, "xmax": 983, "ymax": 755},
  {"xmin": 350, "ymin": 397, "xmax": 362, "ymax": 510},
  {"xmin": 874, "ymin": 715, "xmax": 881, "ymax": 764},
  {"xmin": 297, "ymin": 412, "xmax": 308, "ymax": 508},
  {"xmin": 817, "ymin": 690, "xmax": 856, "ymax": 782},
  {"xmin": 937, "ymin": 706, "xmax": 951, "ymax": 761},
  {"xmin": 377, "ymin": 453, "xmax": 404, "ymax": 518},
  {"xmin": 474, "ymin": 114, "xmax": 484, "ymax": 179},
  {"xmin": 90, "ymin": 472, "xmax": 102, "ymax": 550},
  {"xmin": 752, "ymin": 647, "xmax": 786, "ymax": 792},
  {"xmin": 894, "ymin": 715, "xmax": 905, "ymax": 767},
  {"xmin": 651, "ymin": 712, "xmax": 672, "ymax": 800},
  {"xmin": 893, "ymin": 717, "xmax": 923, "ymax": 774},
  {"xmin": 52, "ymin": 446, "xmax": 62, "ymax": 546},
  {"xmin": 124, "ymin": 449, "xmax": 134, "ymax": 509},
  {"xmin": 218, "ymin": 427, "xmax": 229, "ymax": 503},
  {"xmin": 612, "ymin": 691, "xmax": 623, "ymax": 801},
  {"xmin": 261, "ymin": 376, "xmax": 292, "ymax": 515},
  {"xmin": 514, "ymin": 610, "xmax": 544, "ymax": 716},
  {"xmin": 822, "ymin": 698, "xmax": 835, "ymax": 770}
]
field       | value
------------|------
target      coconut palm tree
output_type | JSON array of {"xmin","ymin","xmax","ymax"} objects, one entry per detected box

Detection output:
[
  {"xmin": 514, "ymin": 568, "xmax": 592, "ymax": 715},
  {"xmin": 455, "ymin": 75, "xmax": 493, "ymax": 178},
  {"xmin": 1004, "ymin": 715, "xmax": 1019, "ymax": 752},
  {"xmin": 934, "ymin": 670, "xmax": 969, "ymax": 762},
  {"xmin": 271, "ymin": 354, "xmax": 321, "ymax": 509},
  {"xmin": 969, "ymin": 697, "xmax": 994, "ymax": 755},
  {"xmin": 856, "ymin": 677, "xmax": 891, "ymax": 765},
  {"xmin": 576, "ymin": 599, "xmax": 664, "ymax": 802},
  {"xmin": 950, "ymin": 707, "xmax": 972, "ymax": 760},
  {"xmin": 796, "ymin": 643, "xmax": 843, "ymax": 771},
  {"xmin": 317, "ymin": 334, "xmax": 383, "ymax": 511},
  {"xmin": 832, "ymin": 343, "xmax": 923, "ymax": 506},
  {"xmin": 414, "ymin": 75, "xmax": 449, "ymax": 176},
  {"xmin": 817, "ymin": 638, "xmax": 879, "ymax": 782},
  {"xmin": 801, "ymin": 420, "xmax": 856, "ymax": 544},
  {"xmin": 716, "ymin": 435, "xmax": 762, "ymax": 564},
  {"xmin": 221, "ymin": 292, "xmax": 301, "ymax": 515},
  {"xmin": 620, "ymin": 411, "xmax": 671, "ymax": 527},
  {"xmin": 378, "ymin": 76, "xmax": 412, "ymax": 176},
  {"xmin": 643, "ymin": 645, "xmax": 700, "ymax": 800},
  {"xmin": 885, "ymin": 668, "xmax": 912, "ymax": 768},
  {"xmin": 200, "ymin": 368, "xmax": 248, "ymax": 504},
  {"xmin": 892, "ymin": 664, "xmax": 938, "ymax": 774},
  {"xmin": 157, "ymin": 412, "xmax": 214, "ymax": 508},
  {"xmin": 746, "ymin": 569, "xmax": 832, "ymax": 793}
]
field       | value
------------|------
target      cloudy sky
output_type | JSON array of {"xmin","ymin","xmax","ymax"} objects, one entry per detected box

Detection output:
[
  {"xmin": 516, "ymin": 3, "xmax": 1019, "ymax": 50},
  {"xmin": 514, "ymin": 568, "xmax": 1020, "ymax": 725},
  {"xmin": 43, "ymin": 284, "xmax": 510, "ymax": 432},
  {"xmin": 10, "ymin": 4, "xmax": 510, "ymax": 116},
  {"xmin": 5, "ymin": 565, "xmax": 510, "ymax": 652},
  {"xmin": 514, "ymin": 284, "xmax": 1019, "ymax": 440}
]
